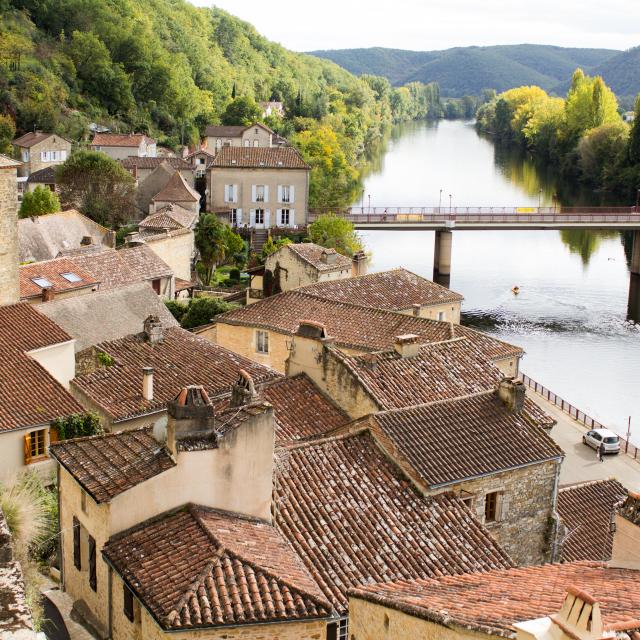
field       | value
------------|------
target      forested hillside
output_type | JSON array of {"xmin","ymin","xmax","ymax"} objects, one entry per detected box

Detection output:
[
  {"xmin": 591, "ymin": 46, "xmax": 640, "ymax": 99},
  {"xmin": 311, "ymin": 44, "xmax": 619, "ymax": 96}
]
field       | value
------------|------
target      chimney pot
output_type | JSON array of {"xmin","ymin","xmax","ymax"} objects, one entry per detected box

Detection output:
[
  {"xmin": 351, "ymin": 250, "xmax": 367, "ymax": 276},
  {"xmin": 393, "ymin": 334, "xmax": 421, "ymax": 358},
  {"xmin": 230, "ymin": 370, "xmax": 257, "ymax": 408},
  {"xmin": 412, "ymin": 303, "xmax": 421, "ymax": 317},
  {"xmin": 142, "ymin": 366, "xmax": 154, "ymax": 401},
  {"xmin": 143, "ymin": 315, "xmax": 164, "ymax": 344},
  {"xmin": 320, "ymin": 248, "xmax": 337, "ymax": 265},
  {"xmin": 498, "ymin": 378, "xmax": 525, "ymax": 414},
  {"xmin": 165, "ymin": 385, "xmax": 216, "ymax": 453}
]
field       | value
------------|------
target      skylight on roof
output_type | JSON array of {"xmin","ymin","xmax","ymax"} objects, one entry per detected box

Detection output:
[
  {"xmin": 60, "ymin": 272, "xmax": 82, "ymax": 283},
  {"xmin": 32, "ymin": 277, "xmax": 53, "ymax": 288}
]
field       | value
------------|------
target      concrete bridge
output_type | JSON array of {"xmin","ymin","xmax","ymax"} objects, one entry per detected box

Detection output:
[{"xmin": 307, "ymin": 206, "xmax": 640, "ymax": 321}]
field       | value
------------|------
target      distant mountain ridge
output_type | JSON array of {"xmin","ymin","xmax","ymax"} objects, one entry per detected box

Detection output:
[{"xmin": 309, "ymin": 44, "xmax": 624, "ymax": 97}]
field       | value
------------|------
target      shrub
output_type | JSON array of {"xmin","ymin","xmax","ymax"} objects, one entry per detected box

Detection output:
[
  {"xmin": 51, "ymin": 412, "xmax": 103, "ymax": 440},
  {"xmin": 180, "ymin": 297, "xmax": 234, "ymax": 330},
  {"xmin": 165, "ymin": 300, "xmax": 188, "ymax": 323},
  {"xmin": 229, "ymin": 267, "xmax": 241, "ymax": 280}
]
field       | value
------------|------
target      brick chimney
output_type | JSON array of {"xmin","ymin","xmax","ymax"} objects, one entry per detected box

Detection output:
[
  {"xmin": 230, "ymin": 370, "xmax": 258, "ymax": 408},
  {"xmin": 41, "ymin": 287, "xmax": 55, "ymax": 302},
  {"xmin": 125, "ymin": 231, "xmax": 144, "ymax": 247},
  {"xmin": 143, "ymin": 315, "xmax": 163, "ymax": 344},
  {"xmin": 163, "ymin": 385, "xmax": 216, "ymax": 456},
  {"xmin": 412, "ymin": 303, "xmax": 421, "ymax": 317},
  {"xmin": 393, "ymin": 334, "xmax": 421, "ymax": 358},
  {"xmin": 142, "ymin": 367, "xmax": 154, "ymax": 401},
  {"xmin": 320, "ymin": 248, "xmax": 338, "ymax": 265},
  {"xmin": 498, "ymin": 378, "xmax": 525, "ymax": 414},
  {"xmin": 352, "ymin": 250, "xmax": 367, "ymax": 276}
]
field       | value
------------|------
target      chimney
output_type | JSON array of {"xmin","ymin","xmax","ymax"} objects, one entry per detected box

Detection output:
[
  {"xmin": 163, "ymin": 385, "xmax": 216, "ymax": 455},
  {"xmin": 230, "ymin": 370, "xmax": 257, "ymax": 407},
  {"xmin": 352, "ymin": 250, "xmax": 367, "ymax": 276},
  {"xmin": 498, "ymin": 378, "xmax": 525, "ymax": 414},
  {"xmin": 143, "ymin": 315, "xmax": 164, "ymax": 344},
  {"xmin": 41, "ymin": 287, "xmax": 55, "ymax": 302},
  {"xmin": 125, "ymin": 231, "xmax": 144, "ymax": 247},
  {"xmin": 320, "ymin": 248, "xmax": 337, "ymax": 265},
  {"xmin": 142, "ymin": 367, "xmax": 154, "ymax": 401},
  {"xmin": 393, "ymin": 334, "xmax": 420, "ymax": 358},
  {"xmin": 412, "ymin": 303, "xmax": 421, "ymax": 317},
  {"xmin": 361, "ymin": 352, "xmax": 378, "ymax": 371}
]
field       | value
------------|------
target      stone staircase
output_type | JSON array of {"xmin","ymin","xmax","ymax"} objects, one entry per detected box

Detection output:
[{"xmin": 251, "ymin": 229, "xmax": 269, "ymax": 253}]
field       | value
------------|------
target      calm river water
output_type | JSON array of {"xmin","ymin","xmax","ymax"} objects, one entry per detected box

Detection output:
[{"xmin": 355, "ymin": 119, "xmax": 640, "ymax": 443}]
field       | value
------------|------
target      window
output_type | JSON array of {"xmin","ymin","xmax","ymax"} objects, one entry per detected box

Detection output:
[
  {"xmin": 327, "ymin": 619, "xmax": 348, "ymax": 640},
  {"xmin": 60, "ymin": 272, "xmax": 82, "ymax": 283},
  {"xmin": 224, "ymin": 141, "xmax": 231, "ymax": 147},
  {"xmin": 24, "ymin": 428, "xmax": 46, "ymax": 464},
  {"xmin": 437, "ymin": 311, "xmax": 446, "ymax": 321},
  {"xmin": 281, "ymin": 209, "xmax": 290, "ymax": 226},
  {"xmin": 255, "ymin": 209, "xmax": 265, "ymax": 225},
  {"xmin": 256, "ymin": 330, "xmax": 269, "ymax": 354},
  {"xmin": 253, "ymin": 140, "xmax": 259, "ymax": 147},
  {"xmin": 216, "ymin": 138, "xmax": 222, "ymax": 149},
  {"xmin": 255, "ymin": 128, "xmax": 259, "ymax": 134},
  {"xmin": 485, "ymin": 491, "xmax": 501, "ymax": 523},
  {"xmin": 462, "ymin": 496, "xmax": 474, "ymax": 509},
  {"xmin": 32, "ymin": 277, "xmax": 53, "ymax": 289},
  {"xmin": 123, "ymin": 584, "xmax": 135, "ymax": 622},
  {"xmin": 88, "ymin": 535, "xmax": 97, "ymax": 591},
  {"xmin": 198, "ymin": 157, "xmax": 205, "ymax": 165},
  {"xmin": 22, "ymin": 150, "xmax": 29, "ymax": 162},
  {"xmin": 230, "ymin": 209, "xmax": 238, "ymax": 225},
  {"xmin": 151, "ymin": 278, "xmax": 161, "ymax": 294},
  {"xmin": 73, "ymin": 517, "xmax": 81, "ymax": 570},
  {"xmin": 225, "ymin": 184, "xmax": 237, "ymax": 203},
  {"xmin": 281, "ymin": 185, "xmax": 291, "ymax": 203},
  {"xmin": 255, "ymin": 185, "xmax": 265, "ymax": 202}
]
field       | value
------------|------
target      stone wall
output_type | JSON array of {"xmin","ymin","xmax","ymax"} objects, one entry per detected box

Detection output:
[
  {"xmin": 145, "ymin": 231, "xmax": 194, "ymax": 281},
  {"xmin": 0, "ymin": 164, "xmax": 20, "ymax": 305}
]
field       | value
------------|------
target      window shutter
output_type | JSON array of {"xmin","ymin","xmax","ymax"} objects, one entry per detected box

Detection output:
[
  {"xmin": 264, "ymin": 209, "xmax": 270, "ymax": 227},
  {"xmin": 263, "ymin": 185, "xmax": 269, "ymax": 203},
  {"xmin": 224, "ymin": 184, "xmax": 230, "ymax": 202},
  {"xmin": 498, "ymin": 492, "xmax": 510, "ymax": 521},
  {"xmin": 40, "ymin": 151, "xmax": 47, "ymax": 161},
  {"xmin": 249, "ymin": 209, "xmax": 255, "ymax": 227},
  {"xmin": 233, "ymin": 184, "xmax": 238, "ymax": 203},
  {"xmin": 251, "ymin": 185, "xmax": 257, "ymax": 202},
  {"xmin": 277, "ymin": 185, "xmax": 283, "ymax": 203},
  {"xmin": 49, "ymin": 426, "xmax": 59, "ymax": 444},
  {"xmin": 289, "ymin": 185, "xmax": 295, "ymax": 203},
  {"xmin": 73, "ymin": 517, "xmax": 81, "ymax": 570},
  {"xmin": 289, "ymin": 209, "xmax": 295, "ymax": 228},
  {"xmin": 23, "ymin": 433, "xmax": 32, "ymax": 464},
  {"xmin": 89, "ymin": 535, "xmax": 97, "ymax": 591},
  {"xmin": 236, "ymin": 208, "xmax": 243, "ymax": 224},
  {"xmin": 276, "ymin": 209, "xmax": 281, "ymax": 226}
]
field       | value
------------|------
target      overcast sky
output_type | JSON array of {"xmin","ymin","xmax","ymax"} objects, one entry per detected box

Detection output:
[{"xmin": 189, "ymin": 1, "xmax": 639, "ymax": 52}]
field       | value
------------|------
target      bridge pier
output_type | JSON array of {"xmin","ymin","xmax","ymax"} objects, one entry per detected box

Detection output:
[
  {"xmin": 631, "ymin": 230, "xmax": 640, "ymax": 276},
  {"xmin": 628, "ymin": 231, "xmax": 640, "ymax": 323},
  {"xmin": 433, "ymin": 230, "xmax": 453, "ymax": 276}
]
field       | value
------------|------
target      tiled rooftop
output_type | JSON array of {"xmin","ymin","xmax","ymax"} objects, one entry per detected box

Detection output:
[
  {"xmin": 91, "ymin": 133, "xmax": 155, "ymax": 147},
  {"xmin": 331, "ymin": 338, "xmax": 504, "ymax": 410},
  {"xmin": 120, "ymin": 156, "xmax": 192, "ymax": 170},
  {"xmin": 103, "ymin": 505, "xmax": 331, "ymax": 629},
  {"xmin": 13, "ymin": 131, "xmax": 68, "ymax": 148},
  {"xmin": 285, "ymin": 243, "xmax": 352, "ymax": 272},
  {"xmin": 217, "ymin": 290, "xmax": 523, "ymax": 360},
  {"xmin": 19, "ymin": 256, "xmax": 99, "ymax": 299},
  {"xmin": 274, "ymin": 431, "xmax": 513, "ymax": 614},
  {"xmin": 557, "ymin": 479, "xmax": 627, "ymax": 562},
  {"xmin": 0, "ymin": 154, "xmax": 20, "ymax": 168},
  {"xmin": 139, "ymin": 205, "xmax": 198, "ymax": 231},
  {"xmin": 26, "ymin": 166, "xmax": 56, "ymax": 183},
  {"xmin": 151, "ymin": 171, "xmax": 200, "ymax": 203},
  {"xmin": 211, "ymin": 146, "xmax": 310, "ymax": 170},
  {"xmin": 204, "ymin": 125, "xmax": 246, "ymax": 138},
  {"xmin": 50, "ymin": 428, "xmax": 175, "ymax": 503},
  {"xmin": 72, "ymin": 327, "xmax": 280, "ymax": 422},
  {"xmin": 299, "ymin": 268, "xmax": 464, "ymax": 308},
  {"xmin": 350, "ymin": 562, "xmax": 640, "ymax": 637},
  {"xmin": 362, "ymin": 390, "xmax": 562, "ymax": 489}
]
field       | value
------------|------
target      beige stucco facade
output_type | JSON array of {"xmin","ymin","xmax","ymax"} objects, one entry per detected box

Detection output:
[
  {"xmin": 399, "ymin": 301, "xmax": 461, "ymax": 323},
  {"xmin": 15, "ymin": 136, "xmax": 71, "ymax": 177},
  {"xmin": 92, "ymin": 140, "xmax": 156, "ymax": 161},
  {"xmin": 611, "ymin": 514, "xmax": 640, "ymax": 567},
  {"xmin": 208, "ymin": 166, "xmax": 309, "ymax": 228},
  {"xmin": 24, "ymin": 286, "xmax": 94, "ymax": 306},
  {"xmin": 0, "ymin": 162, "xmax": 20, "ymax": 305},
  {"xmin": 144, "ymin": 231, "xmax": 194, "ymax": 282},
  {"xmin": 26, "ymin": 339, "xmax": 76, "ymax": 389},
  {"xmin": 349, "ymin": 597, "xmax": 492, "ymax": 640},
  {"xmin": 0, "ymin": 426, "xmax": 57, "ymax": 484},
  {"xmin": 205, "ymin": 124, "xmax": 274, "ymax": 153}
]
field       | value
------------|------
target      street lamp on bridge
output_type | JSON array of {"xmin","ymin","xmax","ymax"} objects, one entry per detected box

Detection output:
[
  {"xmin": 538, "ymin": 189, "xmax": 543, "ymax": 209},
  {"xmin": 439, "ymin": 189, "xmax": 443, "ymax": 211},
  {"xmin": 449, "ymin": 194, "xmax": 452, "ymax": 213},
  {"xmin": 368, "ymin": 194, "xmax": 371, "ymax": 213}
]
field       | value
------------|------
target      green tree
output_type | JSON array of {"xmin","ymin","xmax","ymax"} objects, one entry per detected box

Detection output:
[
  {"xmin": 308, "ymin": 213, "xmax": 363, "ymax": 257},
  {"xmin": 51, "ymin": 412, "xmax": 103, "ymax": 440},
  {"xmin": 221, "ymin": 96, "xmax": 261, "ymax": 126},
  {"xmin": 261, "ymin": 235, "xmax": 291, "ymax": 261},
  {"xmin": 180, "ymin": 297, "xmax": 234, "ymax": 330},
  {"xmin": 0, "ymin": 114, "xmax": 16, "ymax": 155},
  {"xmin": 55, "ymin": 151, "xmax": 135, "ymax": 227},
  {"xmin": 194, "ymin": 214, "xmax": 244, "ymax": 284},
  {"xmin": 628, "ymin": 94, "xmax": 640, "ymax": 164},
  {"xmin": 19, "ymin": 186, "xmax": 61, "ymax": 218}
]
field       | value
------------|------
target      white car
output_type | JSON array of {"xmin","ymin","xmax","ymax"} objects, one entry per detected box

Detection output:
[{"xmin": 582, "ymin": 428, "xmax": 621, "ymax": 454}]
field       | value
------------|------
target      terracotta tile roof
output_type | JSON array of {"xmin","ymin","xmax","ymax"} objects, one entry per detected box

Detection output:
[
  {"xmin": 204, "ymin": 125, "xmax": 246, "ymax": 138},
  {"xmin": 0, "ymin": 303, "xmax": 84, "ymax": 432},
  {"xmin": 71, "ymin": 245, "xmax": 173, "ymax": 290},
  {"xmin": 72, "ymin": 327, "xmax": 280, "ymax": 422},
  {"xmin": 103, "ymin": 505, "xmax": 331, "ymax": 629},
  {"xmin": 331, "ymin": 338, "xmax": 504, "ymax": 410},
  {"xmin": 217, "ymin": 290, "xmax": 522, "ymax": 360},
  {"xmin": 91, "ymin": 133, "xmax": 155, "ymax": 147},
  {"xmin": 120, "ymin": 156, "xmax": 192, "ymax": 170},
  {"xmin": 558, "ymin": 479, "xmax": 627, "ymax": 562},
  {"xmin": 12, "ymin": 131, "xmax": 70, "ymax": 147},
  {"xmin": 26, "ymin": 166, "xmax": 56, "ymax": 183},
  {"xmin": 50, "ymin": 427, "xmax": 175, "ymax": 503},
  {"xmin": 350, "ymin": 562, "xmax": 640, "ymax": 637},
  {"xmin": 273, "ymin": 431, "xmax": 513, "ymax": 614},
  {"xmin": 151, "ymin": 171, "xmax": 200, "ymax": 203},
  {"xmin": 0, "ymin": 154, "xmax": 21, "ymax": 168},
  {"xmin": 19, "ymin": 256, "xmax": 99, "ymax": 299},
  {"xmin": 211, "ymin": 146, "xmax": 310, "ymax": 170},
  {"xmin": 363, "ymin": 391, "xmax": 563, "ymax": 489},
  {"xmin": 300, "ymin": 268, "xmax": 464, "ymax": 309},
  {"xmin": 139, "ymin": 204, "xmax": 198, "ymax": 231},
  {"xmin": 619, "ymin": 490, "xmax": 640, "ymax": 526},
  {"xmin": 285, "ymin": 243, "xmax": 352, "ymax": 272}
]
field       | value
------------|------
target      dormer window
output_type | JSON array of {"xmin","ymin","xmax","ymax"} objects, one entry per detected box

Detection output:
[
  {"xmin": 60, "ymin": 272, "xmax": 82, "ymax": 282},
  {"xmin": 32, "ymin": 277, "xmax": 53, "ymax": 288}
]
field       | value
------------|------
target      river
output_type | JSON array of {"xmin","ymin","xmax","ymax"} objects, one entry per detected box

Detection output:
[{"xmin": 355, "ymin": 119, "xmax": 640, "ymax": 444}]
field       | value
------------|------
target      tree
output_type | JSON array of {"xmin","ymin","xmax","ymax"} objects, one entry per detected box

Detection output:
[
  {"xmin": 180, "ymin": 297, "xmax": 234, "ymax": 330},
  {"xmin": 221, "ymin": 96, "xmax": 261, "ymax": 126},
  {"xmin": 0, "ymin": 114, "xmax": 16, "ymax": 155},
  {"xmin": 194, "ymin": 214, "xmax": 244, "ymax": 284},
  {"xmin": 628, "ymin": 94, "xmax": 640, "ymax": 164},
  {"xmin": 308, "ymin": 214, "xmax": 363, "ymax": 257},
  {"xmin": 55, "ymin": 151, "xmax": 135, "ymax": 227},
  {"xmin": 19, "ymin": 186, "xmax": 60, "ymax": 218},
  {"xmin": 51, "ymin": 412, "xmax": 103, "ymax": 439},
  {"xmin": 261, "ymin": 235, "xmax": 291, "ymax": 261}
]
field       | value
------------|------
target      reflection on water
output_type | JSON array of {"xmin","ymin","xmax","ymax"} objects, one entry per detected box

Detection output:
[{"xmin": 356, "ymin": 120, "xmax": 640, "ymax": 442}]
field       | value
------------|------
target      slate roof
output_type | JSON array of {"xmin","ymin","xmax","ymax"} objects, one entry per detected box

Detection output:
[
  {"xmin": 299, "ymin": 268, "xmax": 464, "ymax": 309},
  {"xmin": 284, "ymin": 243, "xmax": 352, "ymax": 272},
  {"xmin": 49, "ymin": 428, "xmax": 175, "ymax": 503},
  {"xmin": 103, "ymin": 505, "xmax": 332, "ymax": 630},
  {"xmin": 71, "ymin": 245, "xmax": 173, "ymax": 290},
  {"xmin": 26, "ymin": 166, "xmax": 56, "ymax": 184},
  {"xmin": 19, "ymin": 256, "xmax": 99, "ymax": 300},
  {"xmin": 216, "ymin": 290, "xmax": 522, "ymax": 360},
  {"xmin": 211, "ymin": 146, "xmax": 310, "ymax": 170},
  {"xmin": 557, "ymin": 479, "xmax": 627, "ymax": 562},
  {"xmin": 72, "ymin": 327, "xmax": 280, "ymax": 422},
  {"xmin": 0, "ymin": 303, "xmax": 83, "ymax": 432},
  {"xmin": 273, "ymin": 431, "xmax": 513, "ymax": 614},
  {"xmin": 120, "ymin": 156, "xmax": 192, "ymax": 170},
  {"xmin": 360, "ymin": 391, "xmax": 562, "ymax": 489},
  {"xmin": 38, "ymin": 282, "xmax": 178, "ymax": 352},
  {"xmin": 91, "ymin": 133, "xmax": 155, "ymax": 147},
  {"xmin": 13, "ymin": 131, "xmax": 70, "ymax": 147},
  {"xmin": 330, "ymin": 338, "xmax": 504, "ymax": 410},
  {"xmin": 151, "ymin": 171, "xmax": 200, "ymax": 203},
  {"xmin": 350, "ymin": 562, "xmax": 640, "ymax": 638}
]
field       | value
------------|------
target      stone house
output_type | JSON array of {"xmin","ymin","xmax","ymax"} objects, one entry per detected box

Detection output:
[
  {"xmin": 12, "ymin": 131, "xmax": 71, "ymax": 177},
  {"xmin": 0, "ymin": 155, "xmax": 21, "ymax": 306},
  {"xmin": 207, "ymin": 146, "xmax": 310, "ymax": 227},
  {"xmin": 185, "ymin": 149, "xmax": 216, "ymax": 178},
  {"xmin": 204, "ymin": 122, "xmax": 276, "ymax": 153},
  {"xmin": 149, "ymin": 170, "xmax": 200, "ymax": 215},
  {"xmin": 90, "ymin": 133, "xmax": 157, "ymax": 160},
  {"xmin": 0, "ymin": 303, "xmax": 83, "ymax": 483},
  {"xmin": 25, "ymin": 166, "xmax": 57, "ymax": 193},
  {"xmin": 348, "ymin": 563, "xmax": 640, "ymax": 640},
  {"xmin": 208, "ymin": 290, "xmax": 523, "ymax": 374}
]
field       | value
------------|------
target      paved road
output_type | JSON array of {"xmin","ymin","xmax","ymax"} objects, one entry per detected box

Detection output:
[{"xmin": 530, "ymin": 393, "xmax": 640, "ymax": 492}]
